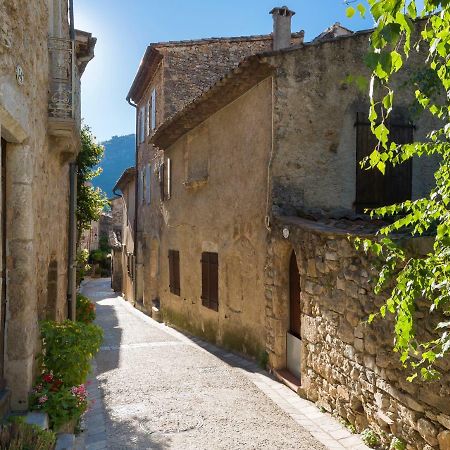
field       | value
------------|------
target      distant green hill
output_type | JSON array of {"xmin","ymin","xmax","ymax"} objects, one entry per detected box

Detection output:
[{"xmin": 93, "ymin": 134, "xmax": 135, "ymax": 198}]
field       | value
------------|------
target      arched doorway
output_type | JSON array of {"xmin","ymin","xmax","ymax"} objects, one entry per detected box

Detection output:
[{"xmin": 286, "ymin": 250, "xmax": 301, "ymax": 380}]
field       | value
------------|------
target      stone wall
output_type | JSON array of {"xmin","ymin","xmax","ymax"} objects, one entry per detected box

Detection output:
[
  {"xmin": 160, "ymin": 34, "xmax": 302, "ymax": 119},
  {"xmin": 0, "ymin": 0, "xmax": 86, "ymax": 410},
  {"xmin": 270, "ymin": 30, "xmax": 440, "ymax": 217},
  {"xmin": 265, "ymin": 217, "xmax": 450, "ymax": 449}
]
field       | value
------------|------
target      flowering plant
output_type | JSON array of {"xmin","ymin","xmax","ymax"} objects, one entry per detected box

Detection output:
[
  {"xmin": 29, "ymin": 373, "xmax": 89, "ymax": 429},
  {"xmin": 76, "ymin": 294, "xmax": 96, "ymax": 324}
]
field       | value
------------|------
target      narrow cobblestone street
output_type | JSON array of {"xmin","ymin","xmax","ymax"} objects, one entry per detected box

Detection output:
[{"xmin": 80, "ymin": 279, "xmax": 369, "ymax": 450}]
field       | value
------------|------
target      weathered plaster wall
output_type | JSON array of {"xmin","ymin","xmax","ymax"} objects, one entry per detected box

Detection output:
[
  {"xmin": 0, "ymin": 0, "xmax": 77, "ymax": 409},
  {"xmin": 159, "ymin": 78, "xmax": 273, "ymax": 357},
  {"xmin": 271, "ymin": 32, "xmax": 440, "ymax": 217},
  {"xmin": 266, "ymin": 218, "xmax": 450, "ymax": 449}
]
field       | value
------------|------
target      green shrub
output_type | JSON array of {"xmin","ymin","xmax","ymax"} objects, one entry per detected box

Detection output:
[
  {"xmin": 39, "ymin": 320, "xmax": 103, "ymax": 387},
  {"xmin": 76, "ymin": 249, "xmax": 90, "ymax": 287},
  {"xmin": 76, "ymin": 294, "xmax": 96, "ymax": 324},
  {"xmin": 361, "ymin": 428, "xmax": 381, "ymax": 448},
  {"xmin": 390, "ymin": 437, "xmax": 406, "ymax": 450},
  {"xmin": 29, "ymin": 373, "xmax": 88, "ymax": 430},
  {"xmin": 0, "ymin": 417, "xmax": 56, "ymax": 450}
]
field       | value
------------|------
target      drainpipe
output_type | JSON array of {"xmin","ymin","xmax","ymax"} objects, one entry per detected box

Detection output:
[
  {"xmin": 67, "ymin": 162, "xmax": 78, "ymax": 320},
  {"xmin": 69, "ymin": 0, "xmax": 75, "ymax": 40},
  {"xmin": 127, "ymin": 98, "xmax": 138, "ymax": 305}
]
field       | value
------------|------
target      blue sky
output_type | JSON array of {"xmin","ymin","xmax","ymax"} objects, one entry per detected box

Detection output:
[{"xmin": 75, "ymin": 1, "xmax": 371, "ymax": 142}]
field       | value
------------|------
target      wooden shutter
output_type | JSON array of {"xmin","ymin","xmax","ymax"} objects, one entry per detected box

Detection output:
[
  {"xmin": 151, "ymin": 89, "xmax": 157, "ymax": 131},
  {"xmin": 166, "ymin": 158, "xmax": 172, "ymax": 200},
  {"xmin": 201, "ymin": 252, "xmax": 218, "ymax": 311},
  {"xmin": 355, "ymin": 113, "xmax": 413, "ymax": 212},
  {"xmin": 168, "ymin": 250, "xmax": 180, "ymax": 296},
  {"xmin": 159, "ymin": 162, "xmax": 165, "ymax": 201},
  {"xmin": 146, "ymin": 164, "xmax": 151, "ymax": 204}
]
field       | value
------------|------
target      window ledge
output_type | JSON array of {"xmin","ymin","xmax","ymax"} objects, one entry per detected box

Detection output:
[{"xmin": 184, "ymin": 177, "xmax": 208, "ymax": 190}]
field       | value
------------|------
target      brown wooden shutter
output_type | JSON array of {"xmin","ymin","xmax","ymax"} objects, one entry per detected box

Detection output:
[
  {"xmin": 201, "ymin": 252, "xmax": 210, "ymax": 308},
  {"xmin": 166, "ymin": 158, "xmax": 172, "ymax": 200},
  {"xmin": 159, "ymin": 162, "xmax": 165, "ymax": 201},
  {"xmin": 201, "ymin": 252, "xmax": 218, "ymax": 311},
  {"xmin": 209, "ymin": 253, "xmax": 218, "ymax": 311},
  {"xmin": 355, "ymin": 113, "xmax": 413, "ymax": 212},
  {"xmin": 168, "ymin": 250, "xmax": 180, "ymax": 296}
]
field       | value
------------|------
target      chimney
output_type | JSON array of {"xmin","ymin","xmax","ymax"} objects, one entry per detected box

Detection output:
[{"xmin": 270, "ymin": 6, "xmax": 296, "ymax": 51}]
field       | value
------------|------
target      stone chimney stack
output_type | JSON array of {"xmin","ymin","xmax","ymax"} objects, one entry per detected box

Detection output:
[{"xmin": 270, "ymin": 6, "xmax": 296, "ymax": 51}]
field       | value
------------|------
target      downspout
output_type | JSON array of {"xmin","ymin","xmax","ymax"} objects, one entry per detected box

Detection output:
[
  {"xmin": 67, "ymin": 162, "xmax": 78, "ymax": 320},
  {"xmin": 67, "ymin": 0, "xmax": 76, "ymax": 320},
  {"xmin": 69, "ymin": 0, "xmax": 75, "ymax": 40},
  {"xmin": 127, "ymin": 97, "xmax": 138, "ymax": 305}
]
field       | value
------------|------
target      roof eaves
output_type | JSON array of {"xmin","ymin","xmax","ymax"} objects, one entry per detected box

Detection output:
[
  {"xmin": 151, "ymin": 53, "xmax": 275, "ymax": 149},
  {"xmin": 126, "ymin": 47, "xmax": 162, "ymax": 104},
  {"xmin": 113, "ymin": 167, "xmax": 136, "ymax": 193}
]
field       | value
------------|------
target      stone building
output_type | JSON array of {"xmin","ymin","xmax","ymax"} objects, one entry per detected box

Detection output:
[
  {"xmin": 112, "ymin": 167, "xmax": 136, "ymax": 302},
  {"xmin": 0, "ymin": 0, "xmax": 95, "ymax": 411},
  {"xmin": 126, "ymin": 8, "xmax": 304, "ymax": 315},
  {"xmin": 148, "ymin": 9, "xmax": 448, "ymax": 450}
]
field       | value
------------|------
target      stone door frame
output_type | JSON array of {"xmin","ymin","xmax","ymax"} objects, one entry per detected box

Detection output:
[
  {"xmin": 266, "ymin": 238, "xmax": 304, "ymax": 374},
  {"xmin": 0, "ymin": 103, "xmax": 38, "ymax": 410}
]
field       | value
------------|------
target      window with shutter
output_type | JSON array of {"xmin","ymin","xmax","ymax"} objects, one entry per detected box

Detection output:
[
  {"xmin": 355, "ymin": 112, "xmax": 413, "ymax": 213},
  {"xmin": 166, "ymin": 158, "xmax": 172, "ymax": 200},
  {"xmin": 151, "ymin": 89, "xmax": 157, "ymax": 131},
  {"xmin": 201, "ymin": 252, "xmax": 218, "ymax": 311},
  {"xmin": 168, "ymin": 250, "xmax": 180, "ymax": 296},
  {"xmin": 146, "ymin": 100, "xmax": 150, "ymax": 137},
  {"xmin": 146, "ymin": 164, "xmax": 151, "ymax": 204},
  {"xmin": 139, "ymin": 108, "xmax": 145, "ymax": 143},
  {"xmin": 159, "ymin": 162, "xmax": 165, "ymax": 200},
  {"xmin": 138, "ymin": 170, "xmax": 144, "ymax": 204}
]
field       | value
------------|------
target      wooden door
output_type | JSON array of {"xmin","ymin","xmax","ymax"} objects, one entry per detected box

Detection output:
[
  {"xmin": 289, "ymin": 251, "xmax": 301, "ymax": 338},
  {"xmin": 287, "ymin": 251, "xmax": 301, "ymax": 380},
  {"xmin": 0, "ymin": 139, "xmax": 7, "ymax": 389}
]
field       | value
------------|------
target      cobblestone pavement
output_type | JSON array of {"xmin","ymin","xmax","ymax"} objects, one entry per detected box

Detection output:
[{"xmin": 80, "ymin": 278, "xmax": 369, "ymax": 450}]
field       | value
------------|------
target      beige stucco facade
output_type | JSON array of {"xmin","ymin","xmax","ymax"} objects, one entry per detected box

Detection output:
[
  {"xmin": 128, "ymin": 31, "xmax": 304, "ymax": 316},
  {"xmin": 159, "ymin": 78, "xmax": 273, "ymax": 356},
  {"xmin": 0, "ymin": 0, "xmax": 94, "ymax": 410}
]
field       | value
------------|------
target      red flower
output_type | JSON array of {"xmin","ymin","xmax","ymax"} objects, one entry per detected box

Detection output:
[{"xmin": 42, "ymin": 373, "xmax": 53, "ymax": 383}]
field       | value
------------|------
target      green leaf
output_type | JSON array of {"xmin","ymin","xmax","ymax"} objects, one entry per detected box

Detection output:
[
  {"xmin": 346, "ymin": 6, "xmax": 356, "ymax": 18},
  {"xmin": 357, "ymin": 3, "xmax": 366, "ymax": 17}
]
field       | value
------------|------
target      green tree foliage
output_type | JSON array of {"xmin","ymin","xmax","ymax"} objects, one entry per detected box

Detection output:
[
  {"xmin": 347, "ymin": 1, "xmax": 450, "ymax": 380},
  {"xmin": 77, "ymin": 125, "xmax": 108, "ymax": 240}
]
